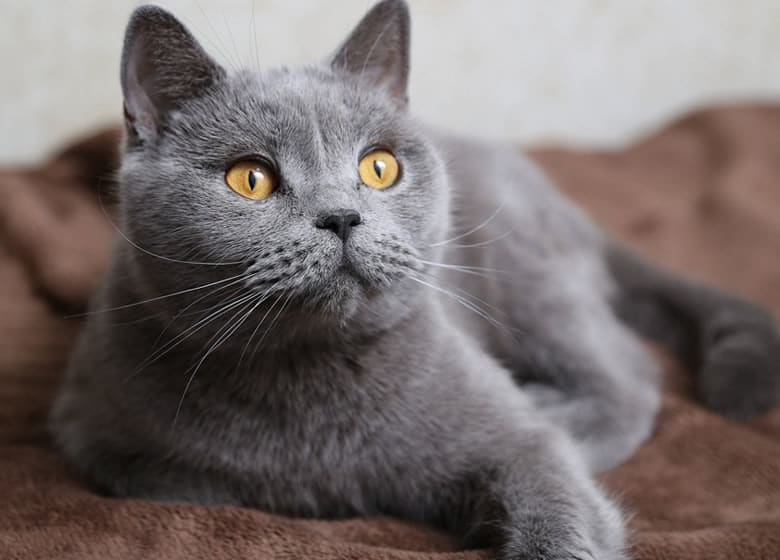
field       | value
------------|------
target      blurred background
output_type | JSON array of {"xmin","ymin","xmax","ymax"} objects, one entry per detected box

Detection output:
[{"xmin": 2, "ymin": 0, "xmax": 780, "ymax": 164}]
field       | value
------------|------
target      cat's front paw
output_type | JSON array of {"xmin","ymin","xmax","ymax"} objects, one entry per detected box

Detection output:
[
  {"xmin": 699, "ymin": 305, "xmax": 780, "ymax": 419},
  {"xmin": 497, "ymin": 492, "xmax": 627, "ymax": 560},
  {"xmin": 498, "ymin": 529, "xmax": 627, "ymax": 560}
]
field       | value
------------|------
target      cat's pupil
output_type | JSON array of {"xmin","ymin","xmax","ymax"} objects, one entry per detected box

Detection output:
[
  {"xmin": 373, "ymin": 160, "xmax": 386, "ymax": 179},
  {"xmin": 248, "ymin": 171, "xmax": 257, "ymax": 190}
]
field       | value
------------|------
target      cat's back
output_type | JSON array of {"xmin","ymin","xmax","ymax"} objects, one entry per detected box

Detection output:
[
  {"xmin": 426, "ymin": 130, "xmax": 613, "ymax": 353},
  {"xmin": 429, "ymin": 130, "xmax": 603, "ymax": 255}
]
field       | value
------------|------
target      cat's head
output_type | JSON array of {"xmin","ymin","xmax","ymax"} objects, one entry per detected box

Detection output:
[{"xmin": 117, "ymin": 1, "xmax": 450, "ymax": 339}]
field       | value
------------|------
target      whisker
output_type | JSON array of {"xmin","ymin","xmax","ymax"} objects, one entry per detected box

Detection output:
[
  {"xmin": 247, "ymin": 292, "xmax": 292, "ymax": 368},
  {"xmin": 172, "ymin": 292, "xmax": 264, "ymax": 426},
  {"xmin": 417, "ymin": 258, "xmax": 514, "ymax": 280},
  {"xmin": 415, "ymin": 269, "xmax": 511, "ymax": 321},
  {"xmin": 234, "ymin": 291, "xmax": 285, "ymax": 373},
  {"xmin": 171, "ymin": 293, "xmax": 264, "ymax": 427},
  {"xmin": 67, "ymin": 273, "xmax": 248, "ymax": 318},
  {"xmin": 102, "ymin": 313, "xmax": 164, "ymax": 328},
  {"xmin": 220, "ymin": 9, "xmax": 244, "ymax": 73},
  {"xmin": 406, "ymin": 273, "xmax": 514, "ymax": 335},
  {"xmin": 125, "ymin": 290, "xmax": 261, "ymax": 382},
  {"xmin": 250, "ymin": 0, "xmax": 260, "ymax": 73},
  {"xmin": 177, "ymin": 282, "xmax": 249, "ymax": 319},
  {"xmin": 429, "ymin": 204, "xmax": 505, "ymax": 248},
  {"xmin": 194, "ymin": 1, "xmax": 241, "ymax": 73},
  {"xmin": 146, "ymin": 277, "xmax": 250, "ymax": 351},
  {"xmin": 97, "ymin": 172, "xmax": 243, "ymax": 267},
  {"xmin": 443, "ymin": 229, "xmax": 515, "ymax": 249}
]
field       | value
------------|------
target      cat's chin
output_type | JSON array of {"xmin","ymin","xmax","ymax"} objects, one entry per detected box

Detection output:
[
  {"xmin": 295, "ymin": 265, "xmax": 397, "ymax": 323},
  {"xmin": 291, "ymin": 269, "xmax": 363, "ymax": 319}
]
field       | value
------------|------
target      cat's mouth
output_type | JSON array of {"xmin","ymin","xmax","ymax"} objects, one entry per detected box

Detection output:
[
  {"xmin": 327, "ymin": 254, "xmax": 382, "ymax": 298},
  {"xmin": 246, "ymin": 236, "xmax": 420, "ymax": 314},
  {"xmin": 337, "ymin": 250, "xmax": 368, "ymax": 279}
]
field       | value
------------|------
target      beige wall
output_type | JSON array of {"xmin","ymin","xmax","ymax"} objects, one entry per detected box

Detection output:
[{"xmin": 2, "ymin": 1, "xmax": 780, "ymax": 164}]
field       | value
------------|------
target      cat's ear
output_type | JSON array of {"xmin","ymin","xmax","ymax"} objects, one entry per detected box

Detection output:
[
  {"xmin": 331, "ymin": 0, "xmax": 411, "ymax": 105},
  {"xmin": 120, "ymin": 5, "xmax": 225, "ymax": 144}
]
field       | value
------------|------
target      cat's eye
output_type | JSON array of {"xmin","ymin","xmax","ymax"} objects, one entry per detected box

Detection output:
[
  {"xmin": 358, "ymin": 149, "xmax": 400, "ymax": 190},
  {"xmin": 225, "ymin": 160, "xmax": 276, "ymax": 200}
]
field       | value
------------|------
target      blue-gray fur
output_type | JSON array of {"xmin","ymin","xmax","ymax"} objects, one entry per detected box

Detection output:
[{"xmin": 50, "ymin": 2, "xmax": 780, "ymax": 559}]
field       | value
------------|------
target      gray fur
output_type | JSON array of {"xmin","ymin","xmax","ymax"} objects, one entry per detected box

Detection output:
[{"xmin": 50, "ymin": 2, "xmax": 780, "ymax": 559}]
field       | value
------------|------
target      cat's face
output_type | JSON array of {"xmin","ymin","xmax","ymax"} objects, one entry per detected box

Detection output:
[{"xmin": 118, "ymin": 1, "xmax": 449, "ymax": 333}]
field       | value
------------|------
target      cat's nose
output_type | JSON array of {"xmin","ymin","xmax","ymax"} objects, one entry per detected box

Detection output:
[{"xmin": 315, "ymin": 209, "xmax": 362, "ymax": 243}]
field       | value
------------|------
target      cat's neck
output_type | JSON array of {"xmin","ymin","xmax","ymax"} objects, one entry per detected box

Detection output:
[
  {"xmin": 100, "ymin": 288, "xmax": 443, "ymax": 413},
  {"xmin": 97, "ymin": 255, "xmax": 439, "ymax": 378}
]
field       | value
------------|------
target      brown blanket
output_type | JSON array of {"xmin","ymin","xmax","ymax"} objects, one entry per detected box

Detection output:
[{"xmin": 2, "ymin": 106, "xmax": 779, "ymax": 560}]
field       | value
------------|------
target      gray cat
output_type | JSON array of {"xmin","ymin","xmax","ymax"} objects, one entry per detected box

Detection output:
[{"xmin": 50, "ymin": 2, "xmax": 780, "ymax": 559}]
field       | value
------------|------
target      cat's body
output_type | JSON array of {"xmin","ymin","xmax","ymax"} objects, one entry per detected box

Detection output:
[{"xmin": 51, "ymin": 2, "xmax": 780, "ymax": 559}]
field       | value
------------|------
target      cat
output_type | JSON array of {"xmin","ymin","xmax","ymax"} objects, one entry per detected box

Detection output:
[{"xmin": 50, "ymin": 2, "xmax": 780, "ymax": 559}]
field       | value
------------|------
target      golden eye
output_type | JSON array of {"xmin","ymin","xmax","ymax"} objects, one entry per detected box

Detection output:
[
  {"xmin": 225, "ymin": 160, "xmax": 276, "ymax": 200},
  {"xmin": 358, "ymin": 149, "xmax": 400, "ymax": 190}
]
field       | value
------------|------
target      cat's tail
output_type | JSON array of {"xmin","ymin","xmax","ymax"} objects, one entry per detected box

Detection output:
[{"xmin": 607, "ymin": 243, "xmax": 780, "ymax": 419}]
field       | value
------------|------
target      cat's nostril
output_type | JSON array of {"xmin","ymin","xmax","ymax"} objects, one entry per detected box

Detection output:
[{"xmin": 315, "ymin": 209, "xmax": 362, "ymax": 243}]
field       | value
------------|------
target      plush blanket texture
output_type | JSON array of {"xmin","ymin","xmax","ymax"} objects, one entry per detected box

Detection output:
[{"xmin": 1, "ymin": 106, "xmax": 779, "ymax": 559}]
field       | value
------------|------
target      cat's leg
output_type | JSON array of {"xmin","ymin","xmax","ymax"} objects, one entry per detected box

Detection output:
[
  {"xmin": 447, "ymin": 425, "xmax": 626, "ymax": 560},
  {"xmin": 66, "ymin": 443, "xmax": 244, "ymax": 505},
  {"xmin": 499, "ymin": 240, "xmax": 780, "ymax": 471},
  {"xmin": 50, "ymin": 368, "xmax": 245, "ymax": 505},
  {"xmin": 507, "ymin": 297, "xmax": 661, "ymax": 473},
  {"xmin": 607, "ymin": 243, "xmax": 780, "ymax": 419},
  {"xmin": 388, "ymin": 374, "xmax": 628, "ymax": 560},
  {"xmin": 478, "ymin": 250, "xmax": 661, "ymax": 472}
]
